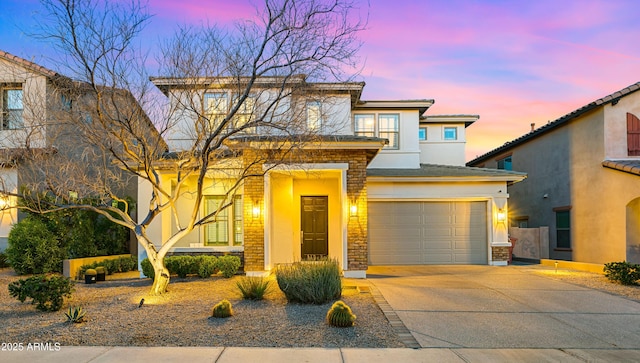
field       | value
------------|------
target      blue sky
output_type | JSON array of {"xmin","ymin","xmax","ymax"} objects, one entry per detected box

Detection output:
[{"xmin": 3, "ymin": 0, "xmax": 640, "ymax": 160}]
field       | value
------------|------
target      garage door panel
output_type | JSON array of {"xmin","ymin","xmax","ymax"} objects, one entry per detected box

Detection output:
[{"xmin": 369, "ymin": 201, "xmax": 487, "ymax": 265}]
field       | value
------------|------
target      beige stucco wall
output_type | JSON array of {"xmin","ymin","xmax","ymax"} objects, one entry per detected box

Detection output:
[
  {"xmin": 365, "ymin": 109, "xmax": 421, "ymax": 169},
  {"xmin": 419, "ymin": 123, "xmax": 467, "ymax": 166},
  {"xmin": 603, "ymin": 94, "xmax": 640, "ymax": 159}
]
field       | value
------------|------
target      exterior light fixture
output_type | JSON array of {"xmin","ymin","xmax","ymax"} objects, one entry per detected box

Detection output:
[
  {"xmin": 252, "ymin": 202, "xmax": 261, "ymax": 219},
  {"xmin": 350, "ymin": 204, "xmax": 358, "ymax": 217},
  {"xmin": 496, "ymin": 209, "xmax": 507, "ymax": 223}
]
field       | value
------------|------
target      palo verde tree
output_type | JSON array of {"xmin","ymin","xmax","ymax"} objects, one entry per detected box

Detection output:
[{"xmin": 8, "ymin": 0, "xmax": 366, "ymax": 294}]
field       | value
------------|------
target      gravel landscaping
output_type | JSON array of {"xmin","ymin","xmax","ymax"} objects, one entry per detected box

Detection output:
[{"xmin": 0, "ymin": 268, "xmax": 403, "ymax": 348}]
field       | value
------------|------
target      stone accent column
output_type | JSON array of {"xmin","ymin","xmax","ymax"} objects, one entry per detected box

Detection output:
[
  {"xmin": 346, "ymin": 151, "xmax": 368, "ymax": 272},
  {"xmin": 243, "ymin": 150, "xmax": 265, "ymax": 272}
]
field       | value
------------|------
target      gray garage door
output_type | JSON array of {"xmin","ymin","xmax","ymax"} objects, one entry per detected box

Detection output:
[{"xmin": 368, "ymin": 201, "xmax": 488, "ymax": 265}]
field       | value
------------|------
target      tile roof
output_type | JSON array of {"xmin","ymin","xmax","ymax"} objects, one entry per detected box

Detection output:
[
  {"xmin": 602, "ymin": 159, "xmax": 640, "ymax": 176},
  {"xmin": 367, "ymin": 163, "xmax": 526, "ymax": 182},
  {"xmin": 0, "ymin": 50, "xmax": 58, "ymax": 77},
  {"xmin": 467, "ymin": 81, "xmax": 640, "ymax": 165}
]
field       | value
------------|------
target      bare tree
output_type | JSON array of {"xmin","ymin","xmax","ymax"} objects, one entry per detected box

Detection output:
[{"xmin": 7, "ymin": 0, "xmax": 366, "ymax": 294}]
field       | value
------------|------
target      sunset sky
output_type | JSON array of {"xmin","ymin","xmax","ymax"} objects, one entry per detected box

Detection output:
[{"xmin": 2, "ymin": 0, "xmax": 640, "ymax": 160}]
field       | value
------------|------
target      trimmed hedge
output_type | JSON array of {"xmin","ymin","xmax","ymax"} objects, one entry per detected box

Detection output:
[
  {"xmin": 78, "ymin": 256, "xmax": 138, "ymax": 278},
  {"xmin": 140, "ymin": 255, "xmax": 239, "ymax": 279}
]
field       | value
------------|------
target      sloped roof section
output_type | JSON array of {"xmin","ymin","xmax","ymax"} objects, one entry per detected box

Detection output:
[
  {"xmin": 602, "ymin": 159, "xmax": 640, "ymax": 176},
  {"xmin": 468, "ymin": 81, "xmax": 640, "ymax": 165},
  {"xmin": 367, "ymin": 163, "xmax": 526, "ymax": 183},
  {"xmin": 0, "ymin": 50, "xmax": 58, "ymax": 78}
]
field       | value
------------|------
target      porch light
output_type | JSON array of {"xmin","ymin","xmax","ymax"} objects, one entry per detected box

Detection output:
[
  {"xmin": 350, "ymin": 204, "xmax": 358, "ymax": 217},
  {"xmin": 252, "ymin": 203, "xmax": 261, "ymax": 219},
  {"xmin": 496, "ymin": 209, "xmax": 507, "ymax": 223}
]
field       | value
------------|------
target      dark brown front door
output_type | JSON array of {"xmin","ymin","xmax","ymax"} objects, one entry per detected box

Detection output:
[{"xmin": 301, "ymin": 196, "xmax": 328, "ymax": 260}]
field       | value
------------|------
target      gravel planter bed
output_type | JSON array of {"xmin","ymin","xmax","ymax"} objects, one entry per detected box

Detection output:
[{"xmin": 0, "ymin": 268, "xmax": 404, "ymax": 348}]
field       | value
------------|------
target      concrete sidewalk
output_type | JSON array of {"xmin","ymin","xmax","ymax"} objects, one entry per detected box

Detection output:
[{"xmin": 2, "ymin": 346, "xmax": 640, "ymax": 363}]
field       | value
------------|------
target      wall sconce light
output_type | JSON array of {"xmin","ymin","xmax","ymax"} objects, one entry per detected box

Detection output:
[
  {"xmin": 252, "ymin": 201, "xmax": 261, "ymax": 219},
  {"xmin": 350, "ymin": 204, "xmax": 358, "ymax": 217},
  {"xmin": 496, "ymin": 209, "xmax": 507, "ymax": 223}
]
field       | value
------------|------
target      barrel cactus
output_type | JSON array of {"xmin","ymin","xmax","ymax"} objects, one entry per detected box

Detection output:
[
  {"xmin": 211, "ymin": 299, "xmax": 233, "ymax": 318},
  {"xmin": 326, "ymin": 300, "xmax": 356, "ymax": 327}
]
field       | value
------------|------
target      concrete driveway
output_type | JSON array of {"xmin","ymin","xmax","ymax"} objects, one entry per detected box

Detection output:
[{"xmin": 367, "ymin": 265, "xmax": 640, "ymax": 349}]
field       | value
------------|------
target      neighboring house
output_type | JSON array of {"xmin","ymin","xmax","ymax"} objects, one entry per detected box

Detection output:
[
  {"xmin": 141, "ymin": 75, "xmax": 525, "ymax": 278},
  {"xmin": 0, "ymin": 50, "xmax": 162, "ymax": 253},
  {"xmin": 468, "ymin": 82, "xmax": 640, "ymax": 264}
]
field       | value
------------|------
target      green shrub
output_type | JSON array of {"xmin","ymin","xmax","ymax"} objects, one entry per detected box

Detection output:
[
  {"xmin": 0, "ymin": 252, "xmax": 9, "ymax": 268},
  {"xmin": 211, "ymin": 299, "xmax": 233, "ymax": 318},
  {"xmin": 78, "ymin": 256, "xmax": 137, "ymax": 278},
  {"xmin": 197, "ymin": 256, "xmax": 218, "ymax": 278},
  {"xmin": 8, "ymin": 275, "xmax": 74, "ymax": 311},
  {"xmin": 326, "ymin": 300, "xmax": 356, "ymax": 327},
  {"xmin": 218, "ymin": 255, "xmax": 241, "ymax": 278},
  {"xmin": 604, "ymin": 261, "xmax": 640, "ymax": 285},
  {"xmin": 236, "ymin": 276, "xmax": 271, "ymax": 300},
  {"xmin": 64, "ymin": 306, "xmax": 86, "ymax": 323},
  {"xmin": 165, "ymin": 255, "xmax": 198, "ymax": 278},
  {"xmin": 141, "ymin": 258, "xmax": 155, "ymax": 279},
  {"xmin": 275, "ymin": 259, "xmax": 342, "ymax": 304},
  {"xmin": 6, "ymin": 217, "xmax": 64, "ymax": 274}
]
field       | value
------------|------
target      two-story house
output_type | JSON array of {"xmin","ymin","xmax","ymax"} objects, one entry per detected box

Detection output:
[
  {"xmin": 468, "ymin": 82, "xmax": 640, "ymax": 265},
  {"xmin": 0, "ymin": 50, "xmax": 162, "ymax": 253},
  {"xmin": 141, "ymin": 75, "xmax": 525, "ymax": 278}
]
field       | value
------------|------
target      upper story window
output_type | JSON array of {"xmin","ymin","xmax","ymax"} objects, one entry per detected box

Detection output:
[
  {"xmin": 497, "ymin": 155, "xmax": 512, "ymax": 170},
  {"xmin": 2, "ymin": 87, "xmax": 23, "ymax": 130},
  {"xmin": 204, "ymin": 92, "xmax": 228, "ymax": 128},
  {"xmin": 627, "ymin": 112, "xmax": 640, "ymax": 156},
  {"xmin": 443, "ymin": 126, "xmax": 457, "ymax": 140},
  {"xmin": 233, "ymin": 94, "xmax": 256, "ymax": 133},
  {"xmin": 354, "ymin": 113, "xmax": 399, "ymax": 149},
  {"xmin": 419, "ymin": 127, "xmax": 427, "ymax": 141},
  {"xmin": 306, "ymin": 101, "xmax": 321, "ymax": 131},
  {"xmin": 205, "ymin": 92, "xmax": 257, "ymax": 134}
]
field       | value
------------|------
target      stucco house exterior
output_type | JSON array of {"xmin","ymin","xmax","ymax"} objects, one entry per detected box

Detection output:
[
  {"xmin": 140, "ymin": 75, "xmax": 525, "ymax": 278},
  {"xmin": 0, "ymin": 50, "xmax": 161, "ymax": 252},
  {"xmin": 468, "ymin": 82, "xmax": 640, "ymax": 264}
]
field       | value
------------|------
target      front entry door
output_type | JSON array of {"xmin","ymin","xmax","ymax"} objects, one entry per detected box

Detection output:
[{"xmin": 301, "ymin": 196, "xmax": 328, "ymax": 260}]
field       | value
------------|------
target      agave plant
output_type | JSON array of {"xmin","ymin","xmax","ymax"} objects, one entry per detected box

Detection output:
[{"xmin": 64, "ymin": 306, "xmax": 86, "ymax": 323}]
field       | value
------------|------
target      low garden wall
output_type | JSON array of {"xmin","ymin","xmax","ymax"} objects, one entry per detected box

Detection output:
[{"xmin": 63, "ymin": 254, "xmax": 132, "ymax": 280}]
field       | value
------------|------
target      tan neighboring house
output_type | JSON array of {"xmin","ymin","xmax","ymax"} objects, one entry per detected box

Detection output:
[
  {"xmin": 139, "ymin": 75, "xmax": 525, "ymax": 278},
  {"xmin": 468, "ymin": 82, "xmax": 640, "ymax": 264},
  {"xmin": 0, "ymin": 50, "xmax": 162, "ymax": 252}
]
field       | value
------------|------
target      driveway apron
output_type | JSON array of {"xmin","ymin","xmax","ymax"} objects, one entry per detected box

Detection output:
[{"xmin": 367, "ymin": 265, "xmax": 640, "ymax": 349}]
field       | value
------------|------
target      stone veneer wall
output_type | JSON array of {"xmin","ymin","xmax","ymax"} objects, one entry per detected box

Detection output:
[
  {"xmin": 491, "ymin": 246, "xmax": 510, "ymax": 262},
  {"xmin": 241, "ymin": 148, "xmax": 369, "ymax": 272}
]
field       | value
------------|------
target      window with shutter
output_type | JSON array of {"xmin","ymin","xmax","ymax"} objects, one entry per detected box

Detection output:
[{"xmin": 627, "ymin": 112, "xmax": 640, "ymax": 156}]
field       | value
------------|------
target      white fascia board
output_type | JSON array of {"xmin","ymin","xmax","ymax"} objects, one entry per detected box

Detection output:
[{"xmin": 366, "ymin": 175, "xmax": 527, "ymax": 183}]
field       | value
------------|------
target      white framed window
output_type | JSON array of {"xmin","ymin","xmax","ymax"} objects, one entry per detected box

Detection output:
[
  {"xmin": 233, "ymin": 94, "xmax": 256, "ymax": 133},
  {"xmin": 419, "ymin": 127, "xmax": 427, "ymax": 141},
  {"xmin": 306, "ymin": 101, "xmax": 321, "ymax": 131},
  {"xmin": 204, "ymin": 92, "xmax": 228, "ymax": 129},
  {"xmin": 204, "ymin": 195, "xmax": 243, "ymax": 247},
  {"xmin": 497, "ymin": 155, "xmax": 512, "ymax": 170},
  {"xmin": 2, "ymin": 87, "xmax": 23, "ymax": 130},
  {"xmin": 443, "ymin": 126, "xmax": 457, "ymax": 140},
  {"xmin": 354, "ymin": 113, "xmax": 399, "ymax": 149}
]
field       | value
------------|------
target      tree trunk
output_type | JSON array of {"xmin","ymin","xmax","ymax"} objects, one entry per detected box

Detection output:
[{"xmin": 150, "ymin": 264, "xmax": 170, "ymax": 295}]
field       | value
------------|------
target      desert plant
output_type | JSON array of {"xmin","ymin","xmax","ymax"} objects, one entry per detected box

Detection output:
[
  {"xmin": 85, "ymin": 268, "xmax": 97, "ymax": 276},
  {"xmin": 5, "ymin": 217, "xmax": 64, "ymax": 274},
  {"xmin": 211, "ymin": 299, "xmax": 233, "ymax": 318},
  {"xmin": 275, "ymin": 259, "xmax": 342, "ymax": 304},
  {"xmin": 197, "ymin": 256, "xmax": 218, "ymax": 278},
  {"xmin": 8, "ymin": 275, "xmax": 74, "ymax": 311},
  {"xmin": 604, "ymin": 261, "xmax": 640, "ymax": 285},
  {"xmin": 141, "ymin": 258, "xmax": 155, "ymax": 279},
  {"xmin": 236, "ymin": 276, "xmax": 271, "ymax": 300},
  {"xmin": 218, "ymin": 255, "xmax": 241, "ymax": 278},
  {"xmin": 326, "ymin": 300, "xmax": 356, "ymax": 327},
  {"xmin": 95, "ymin": 266, "xmax": 107, "ymax": 274},
  {"xmin": 64, "ymin": 306, "xmax": 86, "ymax": 323}
]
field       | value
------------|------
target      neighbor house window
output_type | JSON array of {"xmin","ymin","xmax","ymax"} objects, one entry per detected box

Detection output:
[
  {"xmin": 419, "ymin": 127, "xmax": 427, "ymax": 141},
  {"xmin": 204, "ymin": 92, "xmax": 228, "ymax": 129},
  {"xmin": 354, "ymin": 113, "xmax": 399, "ymax": 149},
  {"xmin": 443, "ymin": 127, "xmax": 457, "ymax": 140},
  {"xmin": 555, "ymin": 208, "xmax": 571, "ymax": 249},
  {"xmin": 497, "ymin": 155, "xmax": 512, "ymax": 170},
  {"xmin": 2, "ymin": 88, "xmax": 23, "ymax": 130},
  {"xmin": 306, "ymin": 101, "xmax": 321, "ymax": 131},
  {"xmin": 204, "ymin": 195, "xmax": 243, "ymax": 246},
  {"xmin": 627, "ymin": 112, "xmax": 640, "ymax": 156}
]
